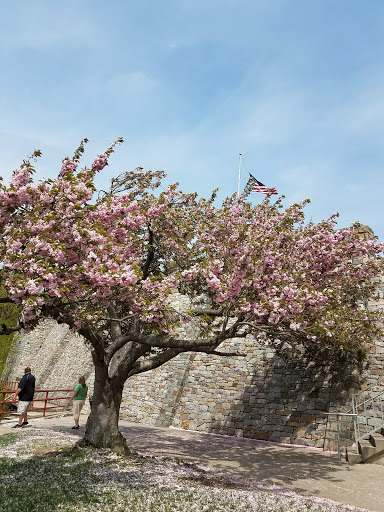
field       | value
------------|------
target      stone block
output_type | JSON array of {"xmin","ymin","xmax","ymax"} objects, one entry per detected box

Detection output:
[{"xmin": 247, "ymin": 431, "xmax": 270, "ymax": 441}]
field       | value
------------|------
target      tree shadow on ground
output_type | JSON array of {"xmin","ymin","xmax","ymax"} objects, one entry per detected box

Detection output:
[
  {"xmin": 119, "ymin": 421, "xmax": 353, "ymax": 495},
  {"xmin": 4, "ymin": 422, "xmax": 384, "ymax": 511},
  {"xmin": 117, "ymin": 421, "xmax": 384, "ymax": 512}
]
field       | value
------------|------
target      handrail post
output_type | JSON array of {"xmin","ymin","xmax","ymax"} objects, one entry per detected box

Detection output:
[
  {"xmin": 363, "ymin": 396, "xmax": 367, "ymax": 437},
  {"xmin": 351, "ymin": 395, "xmax": 359, "ymax": 454},
  {"xmin": 0, "ymin": 391, "xmax": 5, "ymax": 423},
  {"xmin": 43, "ymin": 391, "xmax": 49, "ymax": 418},
  {"xmin": 372, "ymin": 395, "xmax": 376, "ymax": 434},
  {"xmin": 336, "ymin": 414, "xmax": 341, "ymax": 462},
  {"xmin": 325, "ymin": 412, "xmax": 358, "ymax": 462}
]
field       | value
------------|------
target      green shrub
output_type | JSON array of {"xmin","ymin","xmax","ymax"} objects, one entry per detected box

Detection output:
[{"xmin": 0, "ymin": 283, "xmax": 20, "ymax": 378}]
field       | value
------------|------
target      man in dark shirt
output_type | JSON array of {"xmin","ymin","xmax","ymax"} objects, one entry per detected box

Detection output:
[{"xmin": 12, "ymin": 367, "xmax": 36, "ymax": 428}]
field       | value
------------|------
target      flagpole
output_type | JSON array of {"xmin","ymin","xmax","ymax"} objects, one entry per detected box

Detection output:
[{"xmin": 237, "ymin": 153, "xmax": 242, "ymax": 197}]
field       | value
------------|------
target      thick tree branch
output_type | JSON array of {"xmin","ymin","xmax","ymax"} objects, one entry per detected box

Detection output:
[
  {"xmin": 105, "ymin": 317, "xmax": 142, "ymax": 361},
  {"xmin": 237, "ymin": 321, "xmax": 309, "ymax": 343},
  {"xmin": 107, "ymin": 304, "xmax": 122, "ymax": 343},
  {"xmin": 105, "ymin": 331, "xmax": 133, "ymax": 360},
  {"xmin": 141, "ymin": 225, "xmax": 155, "ymax": 279},
  {"xmin": 100, "ymin": 314, "xmax": 137, "ymax": 323},
  {"xmin": 77, "ymin": 326, "xmax": 105, "ymax": 365},
  {"xmin": 0, "ymin": 323, "xmax": 22, "ymax": 335},
  {"xmin": 111, "ymin": 342, "xmax": 150, "ymax": 381},
  {"xmin": 128, "ymin": 344, "xmax": 246, "ymax": 378},
  {"xmin": 108, "ymin": 340, "xmax": 134, "ymax": 378},
  {"xmin": 237, "ymin": 321, "xmax": 272, "ymax": 333},
  {"xmin": 128, "ymin": 348, "xmax": 182, "ymax": 377},
  {"xmin": 0, "ymin": 297, "xmax": 14, "ymax": 304},
  {"xmin": 192, "ymin": 308, "xmax": 223, "ymax": 316},
  {"xmin": 222, "ymin": 313, "xmax": 246, "ymax": 339},
  {"xmin": 118, "ymin": 331, "xmax": 225, "ymax": 350},
  {"xmin": 184, "ymin": 346, "xmax": 246, "ymax": 357}
]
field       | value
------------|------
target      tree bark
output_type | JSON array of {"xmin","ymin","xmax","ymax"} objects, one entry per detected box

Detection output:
[{"xmin": 81, "ymin": 363, "xmax": 130, "ymax": 455}]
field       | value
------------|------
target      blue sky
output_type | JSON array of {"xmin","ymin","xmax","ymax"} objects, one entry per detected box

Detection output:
[{"xmin": 1, "ymin": 1, "xmax": 383, "ymax": 239}]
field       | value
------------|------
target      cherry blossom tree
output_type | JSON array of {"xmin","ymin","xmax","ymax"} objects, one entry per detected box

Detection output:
[{"xmin": 1, "ymin": 139, "xmax": 383, "ymax": 453}]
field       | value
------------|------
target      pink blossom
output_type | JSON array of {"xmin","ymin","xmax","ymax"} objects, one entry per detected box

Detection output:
[
  {"xmin": 9, "ymin": 167, "xmax": 30, "ymax": 188},
  {"xmin": 60, "ymin": 159, "xmax": 78, "ymax": 175},
  {"xmin": 206, "ymin": 275, "xmax": 221, "ymax": 292},
  {"xmin": 0, "ymin": 141, "xmax": 383, "ymax": 361},
  {"xmin": 92, "ymin": 153, "xmax": 109, "ymax": 171}
]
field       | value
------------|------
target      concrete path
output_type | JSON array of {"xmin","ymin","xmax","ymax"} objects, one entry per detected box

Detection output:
[{"xmin": 1, "ymin": 414, "xmax": 384, "ymax": 512}]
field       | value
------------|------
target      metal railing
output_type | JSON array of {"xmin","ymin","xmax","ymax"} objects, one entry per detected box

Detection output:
[
  {"xmin": 0, "ymin": 383, "xmax": 74, "ymax": 423},
  {"xmin": 350, "ymin": 376, "xmax": 384, "ymax": 445},
  {"xmin": 327, "ymin": 377, "xmax": 384, "ymax": 461},
  {"xmin": 0, "ymin": 380, "xmax": 19, "ymax": 392},
  {"xmin": 324, "ymin": 412, "xmax": 357, "ymax": 461}
]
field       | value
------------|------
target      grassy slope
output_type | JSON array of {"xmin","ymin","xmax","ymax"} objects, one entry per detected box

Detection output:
[{"xmin": 0, "ymin": 284, "xmax": 20, "ymax": 378}]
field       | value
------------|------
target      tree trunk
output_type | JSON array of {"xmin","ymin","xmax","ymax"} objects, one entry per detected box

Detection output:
[{"xmin": 81, "ymin": 364, "xmax": 130, "ymax": 455}]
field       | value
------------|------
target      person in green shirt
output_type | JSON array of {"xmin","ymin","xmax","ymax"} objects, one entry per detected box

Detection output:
[{"xmin": 67, "ymin": 376, "xmax": 88, "ymax": 429}]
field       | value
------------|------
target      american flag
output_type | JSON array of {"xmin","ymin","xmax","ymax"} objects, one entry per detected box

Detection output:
[{"xmin": 244, "ymin": 174, "xmax": 278, "ymax": 196}]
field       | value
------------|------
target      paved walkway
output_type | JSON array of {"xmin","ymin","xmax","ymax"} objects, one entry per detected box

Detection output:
[{"xmin": 1, "ymin": 414, "xmax": 384, "ymax": 512}]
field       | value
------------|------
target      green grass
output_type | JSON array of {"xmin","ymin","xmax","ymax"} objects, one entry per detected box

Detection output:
[
  {"xmin": 0, "ymin": 283, "xmax": 20, "ymax": 377},
  {"xmin": 0, "ymin": 432, "xmax": 19, "ymax": 447}
]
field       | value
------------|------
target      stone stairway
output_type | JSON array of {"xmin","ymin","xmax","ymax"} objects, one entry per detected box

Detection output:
[
  {"xmin": 347, "ymin": 428, "xmax": 384, "ymax": 464},
  {"xmin": 342, "ymin": 376, "xmax": 384, "ymax": 464}
]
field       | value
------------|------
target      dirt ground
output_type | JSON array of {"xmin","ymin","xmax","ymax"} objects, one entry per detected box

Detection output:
[{"xmin": 1, "ymin": 414, "xmax": 384, "ymax": 512}]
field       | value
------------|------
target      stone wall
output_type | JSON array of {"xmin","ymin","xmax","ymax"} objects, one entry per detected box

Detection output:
[
  {"xmin": 4, "ymin": 321, "xmax": 93, "ymax": 390},
  {"xmin": 3, "ymin": 321, "xmax": 94, "ymax": 414},
  {"xmin": 4, "ymin": 314, "xmax": 384, "ymax": 451}
]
